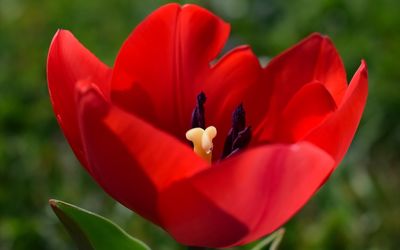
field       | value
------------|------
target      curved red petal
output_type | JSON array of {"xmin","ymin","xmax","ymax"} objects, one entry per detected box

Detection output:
[
  {"xmin": 260, "ymin": 34, "xmax": 347, "ymax": 138},
  {"xmin": 76, "ymin": 83, "xmax": 208, "ymax": 224},
  {"xmin": 260, "ymin": 81, "xmax": 337, "ymax": 143},
  {"xmin": 111, "ymin": 3, "xmax": 230, "ymax": 139},
  {"xmin": 304, "ymin": 61, "xmax": 368, "ymax": 165},
  {"xmin": 158, "ymin": 142, "xmax": 334, "ymax": 247},
  {"xmin": 202, "ymin": 46, "xmax": 264, "ymax": 157},
  {"xmin": 47, "ymin": 29, "xmax": 111, "ymax": 173}
]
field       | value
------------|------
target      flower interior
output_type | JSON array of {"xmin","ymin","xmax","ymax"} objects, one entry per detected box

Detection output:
[{"xmin": 186, "ymin": 92, "xmax": 252, "ymax": 162}]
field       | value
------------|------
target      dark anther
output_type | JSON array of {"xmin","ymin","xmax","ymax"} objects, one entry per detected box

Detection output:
[
  {"xmin": 191, "ymin": 92, "xmax": 206, "ymax": 129},
  {"xmin": 232, "ymin": 103, "xmax": 246, "ymax": 139},
  {"xmin": 221, "ymin": 130, "xmax": 234, "ymax": 159},
  {"xmin": 232, "ymin": 126, "xmax": 252, "ymax": 151},
  {"xmin": 221, "ymin": 104, "xmax": 252, "ymax": 159}
]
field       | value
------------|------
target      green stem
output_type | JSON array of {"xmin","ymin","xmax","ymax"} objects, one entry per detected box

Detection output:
[
  {"xmin": 251, "ymin": 228, "xmax": 285, "ymax": 250},
  {"xmin": 187, "ymin": 228, "xmax": 285, "ymax": 250}
]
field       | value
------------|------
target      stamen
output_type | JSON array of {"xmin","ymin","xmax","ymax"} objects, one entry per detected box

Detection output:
[
  {"xmin": 191, "ymin": 92, "xmax": 206, "ymax": 129},
  {"xmin": 186, "ymin": 126, "xmax": 217, "ymax": 163},
  {"xmin": 232, "ymin": 126, "xmax": 252, "ymax": 151},
  {"xmin": 221, "ymin": 130, "xmax": 234, "ymax": 159},
  {"xmin": 221, "ymin": 104, "xmax": 252, "ymax": 159},
  {"xmin": 232, "ymin": 103, "xmax": 246, "ymax": 138}
]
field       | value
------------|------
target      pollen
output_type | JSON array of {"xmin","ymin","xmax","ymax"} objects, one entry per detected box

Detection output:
[{"xmin": 186, "ymin": 126, "xmax": 217, "ymax": 163}]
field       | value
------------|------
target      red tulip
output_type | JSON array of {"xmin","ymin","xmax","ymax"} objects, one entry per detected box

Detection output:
[{"xmin": 47, "ymin": 3, "xmax": 368, "ymax": 248}]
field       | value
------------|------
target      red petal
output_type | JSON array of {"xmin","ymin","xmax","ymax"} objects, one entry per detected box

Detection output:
[
  {"xmin": 158, "ymin": 142, "xmax": 334, "ymax": 247},
  {"xmin": 111, "ymin": 3, "xmax": 230, "ymax": 138},
  {"xmin": 76, "ymin": 83, "xmax": 208, "ymax": 224},
  {"xmin": 257, "ymin": 34, "xmax": 347, "ymax": 141},
  {"xmin": 202, "ymin": 46, "xmax": 264, "ymax": 157},
  {"xmin": 47, "ymin": 29, "xmax": 111, "ymax": 173},
  {"xmin": 266, "ymin": 81, "xmax": 337, "ymax": 143},
  {"xmin": 304, "ymin": 61, "xmax": 368, "ymax": 165}
]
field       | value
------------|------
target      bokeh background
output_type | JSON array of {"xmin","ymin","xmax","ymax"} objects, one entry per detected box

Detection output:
[{"xmin": 1, "ymin": 0, "xmax": 399, "ymax": 249}]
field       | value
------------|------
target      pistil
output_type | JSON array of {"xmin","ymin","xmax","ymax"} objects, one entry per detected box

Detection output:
[{"xmin": 186, "ymin": 126, "xmax": 217, "ymax": 163}]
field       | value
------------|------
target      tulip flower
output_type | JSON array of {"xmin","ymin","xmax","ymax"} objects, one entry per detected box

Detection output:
[{"xmin": 47, "ymin": 3, "xmax": 368, "ymax": 248}]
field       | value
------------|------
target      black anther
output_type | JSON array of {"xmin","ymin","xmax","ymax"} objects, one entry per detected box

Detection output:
[
  {"xmin": 221, "ymin": 129, "xmax": 234, "ymax": 159},
  {"xmin": 221, "ymin": 105, "xmax": 252, "ymax": 159},
  {"xmin": 232, "ymin": 126, "xmax": 252, "ymax": 151},
  {"xmin": 191, "ymin": 92, "xmax": 206, "ymax": 129},
  {"xmin": 232, "ymin": 103, "xmax": 246, "ymax": 138}
]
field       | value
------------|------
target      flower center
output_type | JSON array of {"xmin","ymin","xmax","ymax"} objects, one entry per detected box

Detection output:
[{"xmin": 186, "ymin": 92, "xmax": 252, "ymax": 163}]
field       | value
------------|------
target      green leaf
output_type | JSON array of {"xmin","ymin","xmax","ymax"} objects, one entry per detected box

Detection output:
[{"xmin": 49, "ymin": 199, "xmax": 151, "ymax": 250}]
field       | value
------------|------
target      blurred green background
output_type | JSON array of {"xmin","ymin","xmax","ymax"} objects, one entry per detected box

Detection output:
[{"xmin": 0, "ymin": 0, "xmax": 399, "ymax": 249}]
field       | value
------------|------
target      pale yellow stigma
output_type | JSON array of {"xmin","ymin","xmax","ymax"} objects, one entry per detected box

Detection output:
[{"xmin": 186, "ymin": 126, "xmax": 217, "ymax": 163}]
